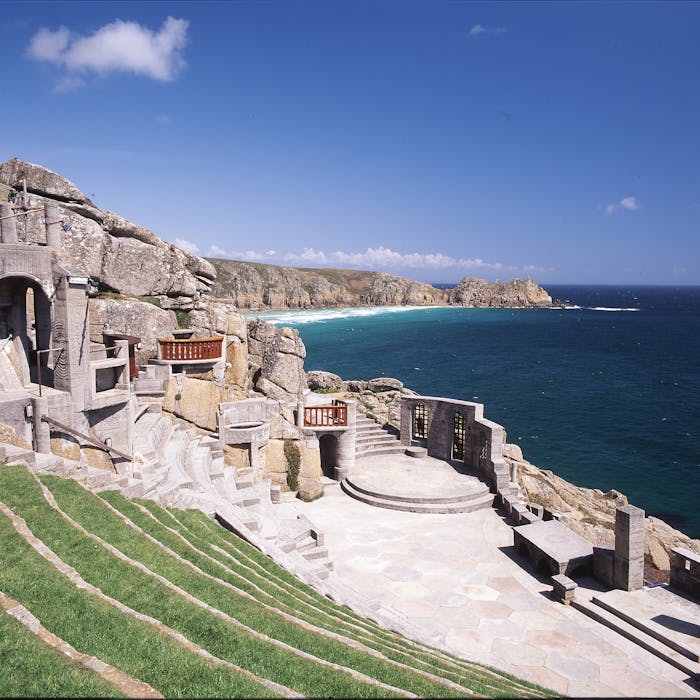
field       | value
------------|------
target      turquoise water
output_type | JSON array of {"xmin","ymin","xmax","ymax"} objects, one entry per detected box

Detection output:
[{"xmin": 249, "ymin": 286, "xmax": 700, "ymax": 539}]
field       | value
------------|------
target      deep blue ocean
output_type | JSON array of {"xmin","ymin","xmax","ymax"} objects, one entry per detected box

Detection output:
[{"xmin": 248, "ymin": 286, "xmax": 700, "ymax": 539}]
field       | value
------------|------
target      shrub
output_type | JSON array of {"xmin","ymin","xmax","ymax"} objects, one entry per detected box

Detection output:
[
  {"xmin": 174, "ymin": 309, "xmax": 188, "ymax": 329},
  {"xmin": 284, "ymin": 439, "xmax": 301, "ymax": 491}
]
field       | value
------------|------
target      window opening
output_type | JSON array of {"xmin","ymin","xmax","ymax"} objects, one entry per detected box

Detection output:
[
  {"xmin": 452, "ymin": 411, "xmax": 466, "ymax": 460},
  {"xmin": 413, "ymin": 403, "xmax": 427, "ymax": 439}
]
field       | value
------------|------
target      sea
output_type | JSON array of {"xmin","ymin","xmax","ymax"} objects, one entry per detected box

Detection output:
[{"xmin": 245, "ymin": 285, "xmax": 700, "ymax": 540}]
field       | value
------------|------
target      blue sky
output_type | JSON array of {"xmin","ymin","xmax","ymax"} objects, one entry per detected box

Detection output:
[{"xmin": 1, "ymin": 1, "xmax": 699, "ymax": 284}]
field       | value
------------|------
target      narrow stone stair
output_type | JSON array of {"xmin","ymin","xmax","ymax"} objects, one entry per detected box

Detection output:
[
  {"xmin": 354, "ymin": 416, "xmax": 404, "ymax": 459},
  {"xmin": 572, "ymin": 597, "xmax": 700, "ymax": 681}
]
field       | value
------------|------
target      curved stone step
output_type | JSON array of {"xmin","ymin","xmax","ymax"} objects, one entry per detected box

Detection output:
[
  {"xmin": 341, "ymin": 479, "xmax": 494, "ymax": 514},
  {"xmin": 345, "ymin": 475, "xmax": 490, "ymax": 505},
  {"xmin": 355, "ymin": 446, "xmax": 406, "ymax": 458}
]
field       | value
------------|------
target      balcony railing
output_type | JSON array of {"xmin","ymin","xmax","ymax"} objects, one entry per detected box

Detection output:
[
  {"xmin": 304, "ymin": 403, "xmax": 347, "ymax": 427},
  {"xmin": 158, "ymin": 336, "xmax": 223, "ymax": 363}
]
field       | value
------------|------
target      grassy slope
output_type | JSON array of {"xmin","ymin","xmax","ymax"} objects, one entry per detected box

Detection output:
[
  {"xmin": 0, "ymin": 463, "xmax": 556, "ymax": 698},
  {"xmin": 0, "ymin": 612, "xmax": 125, "ymax": 698}
]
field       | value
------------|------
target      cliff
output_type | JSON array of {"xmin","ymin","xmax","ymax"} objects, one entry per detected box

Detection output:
[
  {"xmin": 0, "ymin": 158, "xmax": 215, "ymax": 306},
  {"xmin": 209, "ymin": 258, "xmax": 551, "ymax": 310}
]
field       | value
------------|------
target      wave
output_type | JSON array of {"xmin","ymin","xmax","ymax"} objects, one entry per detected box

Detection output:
[
  {"xmin": 243, "ymin": 305, "xmax": 443, "ymax": 325},
  {"xmin": 560, "ymin": 305, "xmax": 640, "ymax": 312}
]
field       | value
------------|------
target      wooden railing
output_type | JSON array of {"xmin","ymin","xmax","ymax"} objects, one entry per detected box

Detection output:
[
  {"xmin": 158, "ymin": 336, "xmax": 223, "ymax": 362},
  {"xmin": 304, "ymin": 403, "xmax": 347, "ymax": 427}
]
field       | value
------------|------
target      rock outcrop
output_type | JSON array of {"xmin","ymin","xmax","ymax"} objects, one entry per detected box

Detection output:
[
  {"xmin": 247, "ymin": 319, "xmax": 307, "ymax": 402},
  {"xmin": 448, "ymin": 277, "xmax": 552, "ymax": 307},
  {"xmin": 88, "ymin": 298, "xmax": 177, "ymax": 368},
  {"xmin": 0, "ymin": 158, "xmax": 215, "ymax": 305},
  {"xmin": 306, "ymin": 370, "xmax": 343, "ymax": 392},
  {"xmin": 503, "ymin": 443, "xmax": 700, "ymax": 576}
]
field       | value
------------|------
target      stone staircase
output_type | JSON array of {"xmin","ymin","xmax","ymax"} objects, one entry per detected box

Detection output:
[
  {"xmin": 0, "ymin": 400, "xmax": 335, "ymax": 587},
  {"xmin": 354, "ymin": 415, "xmax": 404, "ymax": 459},
  {"xmin": 132, "ymin": 364, "xmax": 166, "ymax": 398},
  {"xmin": 572, "ymin": 592, "xmax": 700, "ymax": 682}
]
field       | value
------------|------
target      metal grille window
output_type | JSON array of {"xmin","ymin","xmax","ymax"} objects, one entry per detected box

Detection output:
[
  {"xmin": 452, "ymin": 412, "xmax": 466, "ymax": 460},
  {"xmin": 413, "ymin": 403, "xmax": 427, "ymax": 439}
]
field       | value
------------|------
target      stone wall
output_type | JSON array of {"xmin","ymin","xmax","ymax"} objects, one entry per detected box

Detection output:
[{"xmin": 399, "ymin": 395, "xmax": 510, "ymax": 492}]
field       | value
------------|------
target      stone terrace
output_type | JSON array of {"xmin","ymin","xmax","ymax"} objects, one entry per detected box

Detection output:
[{"xmin": 275, "ymin": 480, "xmax": 700, "ymax": 697}]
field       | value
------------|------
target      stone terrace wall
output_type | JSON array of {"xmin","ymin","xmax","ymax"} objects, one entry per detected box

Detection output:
[{"xmin": 399, "ymin": 395, "xmax": 511, "ymax": 493}]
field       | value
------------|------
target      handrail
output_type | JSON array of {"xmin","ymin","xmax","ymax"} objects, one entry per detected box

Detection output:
[
  {"xmin": 41, "ymin": 415, "xmax": 132, "ymax": 464},
  {"xmin": 304, "ymin": 404, "xmax": 347, "ymax": 427},
  {"xmin": 158, "ymin": 336, "xmax": 223, "ymax": 362}
]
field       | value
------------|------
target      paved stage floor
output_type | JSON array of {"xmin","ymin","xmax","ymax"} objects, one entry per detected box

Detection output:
[
  {"xmin": 274, "ymin": 462, "xmax": 699, "ymax": 697},
  {"xmin": 347, "ymin": 452, "xmax": 488, "ymax": 500}
]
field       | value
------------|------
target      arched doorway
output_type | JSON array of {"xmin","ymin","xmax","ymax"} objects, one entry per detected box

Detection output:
[
  {"xmin": 0, "ymin": 274, "xmax": 53, "ymax": 388},
  {"xmin": 319, "ymin": 433, "xmax": 338, "ymax": 479}
]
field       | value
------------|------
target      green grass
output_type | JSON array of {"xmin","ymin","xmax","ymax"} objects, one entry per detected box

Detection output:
[
  {"xmin": 2, "ymin": 469, "xmax": 398, "ymax": 698},
  {"xmin": 0, "ymin": 611, "xmax": 125, "ymax": 698},
  {"xmin": 0, "ymin": 481, "xmax": 275, "ymax": 697},
  {"xmin": 0, "ymin": 463, "xmax": 556, "ymax": 698},
  {"xmin": 144, "ymin": 503, "xmax": 555, "ymax": 698},
  {"xmin": 44, "ymin": 477, "xmax": 464, "ymax": 698}
]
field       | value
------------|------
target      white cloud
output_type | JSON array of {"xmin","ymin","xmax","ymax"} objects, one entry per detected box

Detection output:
[
  {"xmin": 605, "ymin": 196, "xmax": 639, "ymax": 215},
  {"xmin": 468, "ymin": 24, "xmax": 507, "ymax": 37},
  {"xmin": 203, "ymin": 244, "xmax": 513, "ymax": 272},
  {"xmin": 27, "ymin": 17, "xmax": 188, "ymax": 84},
  {"xmin": 173, "ymin": 237, "xmax": 199, "ymax": 254},
  {"xmin": 28, "ymin": 26, "xmax": 69, "ymax": 60}
]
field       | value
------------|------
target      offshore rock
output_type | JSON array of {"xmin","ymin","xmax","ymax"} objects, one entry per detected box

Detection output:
[{"xmin": 449, "ymin": 277, "xmax": 551, "ymax": 307}]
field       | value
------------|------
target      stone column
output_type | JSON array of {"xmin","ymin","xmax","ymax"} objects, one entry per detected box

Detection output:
[
  {"xmin": 614, "ymin": 504, "xmax": 645, "ymax": 591},
  {"xmin": 0, "ymin": 203, "xmax": 17, "ymax": 243},
  {"xmin": 31, "ymin": 396, "xmax": 51, "ymax": 454},
  {"xmin": 44, "ymin": 203, "xmax": 62, "ymax": 247},
  {"xmin": 335, "ymin": 400, "xmax": 356, "ymax": 480}
]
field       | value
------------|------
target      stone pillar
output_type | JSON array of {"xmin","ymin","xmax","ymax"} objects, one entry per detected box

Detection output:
[
  {"xmin": 614, "ymin": 504, "xmax": 645, "ymax": 591},
  {"xmin": 399, "ymin": 396, "xmax": 412, "ymax": 446},
  {"xmin": 296, "ymin": 400, "xmax": 304, "ymax": 428},
  {"xmin": 335, "ymin": 400, "xmax": 356, "ymax": 481},
  {"xmin": 0, "ymin": 203, "xmax": 17, "ymax": 243},
  {"xmin": 44, "ymin": 203, "xmax": 62, "ymax": 247},
  {"xmin": 31, "ymin": 396, "xmax": 51, "ymax": 454}
]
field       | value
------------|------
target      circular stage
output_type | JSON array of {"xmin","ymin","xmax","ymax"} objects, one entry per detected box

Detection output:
[{"xmin": 341, "ymin": 453, "xmax": 494, "ymax": 514}]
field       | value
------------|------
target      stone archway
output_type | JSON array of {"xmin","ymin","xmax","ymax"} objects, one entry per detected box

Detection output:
[
  {"xmin": 319, "ymin": 433, "xmax": 339, "ymax": 479},
  {"xmin": 0, "ymin": 274, "xmax": 53, "ymax": 387}
]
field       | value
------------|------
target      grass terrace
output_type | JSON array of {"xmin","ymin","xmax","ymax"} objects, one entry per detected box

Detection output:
[{"xmin": 0, "ymin": 461, "xmax": 556, "ymax": 698}]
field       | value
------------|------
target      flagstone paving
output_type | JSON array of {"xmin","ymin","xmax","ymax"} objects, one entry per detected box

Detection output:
[{"xmin": 275, "ymin": 480, "xmax": 700, "ymax": 697}]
